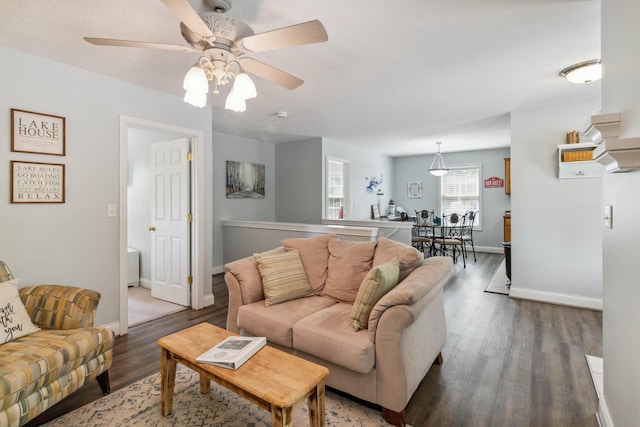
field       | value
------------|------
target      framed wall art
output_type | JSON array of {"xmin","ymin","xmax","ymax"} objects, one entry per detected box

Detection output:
[
  {"xmin": 371, "ymin": 204, "xmax": 381, "ymax": 219},
  {"xmin": 407, "ymin": 180, "xmax": 423, "ymax": 198},
  {"xmin": 11, "ymin": 109, "xmax": 66, "ymax": 156},
  {"xmin": 11, "ymin": 161, "xmax": 65, "ymax": 203},
  {"xmin": 226, "ymin": 160, "xmax": 265, "ymax": 198}
]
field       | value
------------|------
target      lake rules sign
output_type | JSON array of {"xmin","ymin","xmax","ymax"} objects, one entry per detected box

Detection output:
[{"xmin": 484, "ymin": 176, "xmax": 504, "ymax": 188}]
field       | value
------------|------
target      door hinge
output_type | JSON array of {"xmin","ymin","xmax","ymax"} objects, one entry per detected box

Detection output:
[
  {"xmin": 187, "ymin": 152, "xmax": 193, "ymax": 161},
  {"xmin": 187, "ymin": 213, "xmax": 193, "ymax": 223},
  {"xmin": 187, "ymin": 275, "xmax": 193, "ymax": 285}
]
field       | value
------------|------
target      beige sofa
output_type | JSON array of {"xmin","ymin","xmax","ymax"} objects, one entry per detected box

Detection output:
[{"xmin": 224, "ymin": 235, "xmax": 452, "ymax": 426}]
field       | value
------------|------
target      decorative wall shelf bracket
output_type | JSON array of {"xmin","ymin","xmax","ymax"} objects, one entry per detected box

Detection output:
[
  {"xmin": 581, "ymin": 113, "xmax": 621, "ymax": 144},
  {"xmin": 593, "ymin": 137, "xmax": 640, "ymax": 173}
]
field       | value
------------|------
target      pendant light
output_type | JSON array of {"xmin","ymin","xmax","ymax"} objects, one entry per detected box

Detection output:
[{"xmin": 429, "ymin": 142, "xmax": 449, "ymax": 176}]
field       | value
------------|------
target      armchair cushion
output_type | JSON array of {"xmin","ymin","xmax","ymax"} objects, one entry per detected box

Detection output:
[
  {"xmin": 254, "ymin": 249, "xmax": 313, "ymax": 306},
  {"xmin": 0, "ymin": 280, "xmax": 40, "ymax": 344}
]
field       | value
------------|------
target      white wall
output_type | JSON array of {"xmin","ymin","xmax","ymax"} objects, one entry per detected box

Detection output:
[
  {"xmin": 0, "ymin": 47, "xmax": 213, "ymax": 328},
  {"xmin": 393, "ymin": 147, "xmax": 511, "ymax": 250},
  {"xmin": 323, "ymin": 138, "xmax": 394, "ymax": 220},
  {"xmin": 600, "ymin": 0, "xmax": 640, "ymax": 424},
  {"xmin": 510, "ymin": 97, "xmax": 602, "ymax": 309}
]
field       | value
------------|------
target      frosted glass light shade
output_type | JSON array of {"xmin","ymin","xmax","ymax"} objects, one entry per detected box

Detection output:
[
  {"xmin": 184, "ymin": 90, "xmax": 207, "ymax": 108},
  {"xmin": 429, "ymin": 142, "xmax": 449, "ymax": 176},
  {"xmin": 225, "ymin": 89, "xmax": 246, "ymax": 112},
  {"xmin": 183, "ymin": 66, "xmax": 209, "ymax": 92},
  {"xmin": 233, "ymin": 73, "xmax": 257, "ymax": 100}
]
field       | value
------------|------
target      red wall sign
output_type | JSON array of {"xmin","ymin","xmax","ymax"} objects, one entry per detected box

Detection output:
[{"xmin": 484, "ymin": 176, "xmax": 504, "ymax": 188}]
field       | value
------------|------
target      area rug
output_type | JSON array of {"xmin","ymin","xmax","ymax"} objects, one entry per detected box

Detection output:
[
  {"xmin": 44, "ymin": 364, "xmax": 396, "ymax": 427},
  {"xmin": 484, "ymin": 259, "xmax": 510, "ymax": 295},
  {"xmin": 128, "ymin": 286, "xmax": 187, "ymax": 327}
]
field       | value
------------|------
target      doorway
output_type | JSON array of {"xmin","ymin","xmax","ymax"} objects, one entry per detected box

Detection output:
[{"xmin": 119, "ymin": 116, "xmax": 205, "ymax": 336}]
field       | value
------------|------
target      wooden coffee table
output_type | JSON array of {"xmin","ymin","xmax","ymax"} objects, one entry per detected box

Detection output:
[{"xmin": 156, "ymin": 323, "xmax": 329, "ymax": 426}]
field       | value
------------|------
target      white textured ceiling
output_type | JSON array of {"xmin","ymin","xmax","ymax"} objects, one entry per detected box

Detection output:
[{"xmin": 0, "ymin": 0, "xmax": 601, "ymax": 156}]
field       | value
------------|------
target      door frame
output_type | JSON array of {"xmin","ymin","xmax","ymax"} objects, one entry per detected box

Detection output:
[{"xmin": 119, "ymin": 115, "xmax": 205, "ymax": 336}]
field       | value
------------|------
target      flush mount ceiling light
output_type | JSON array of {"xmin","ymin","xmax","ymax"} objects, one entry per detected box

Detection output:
[
  {"xmin": 429, "ymin": 142, "xmax": 449, "ymax": 176},
  {"xmin": 560, "ymin": 59, "xmax": 602, "ymax": 84}
]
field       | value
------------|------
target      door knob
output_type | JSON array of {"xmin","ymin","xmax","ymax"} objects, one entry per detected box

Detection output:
[{"xmin": 148, "ymin": 226, "xmax": 156, "ymax": 231}]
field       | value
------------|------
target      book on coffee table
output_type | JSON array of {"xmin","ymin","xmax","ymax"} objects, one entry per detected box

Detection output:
[{"xmin": 196, "ymin": 336, "xmax": 267, "ymax": 370}]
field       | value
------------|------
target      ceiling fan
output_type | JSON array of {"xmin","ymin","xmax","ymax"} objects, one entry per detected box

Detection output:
[{"xmin": 84, "ymin": 0, "xmax": 328, "ymax": 110}]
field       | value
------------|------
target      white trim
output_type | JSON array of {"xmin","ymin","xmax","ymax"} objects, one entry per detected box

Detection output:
[
  {"xmin": 119, "ymin": 115, "xmax": 207, "ymax": 336},
  {"xmin": 598, "ymin": 396, "xmax": 614, "ymax": 427},
  {"xmin": 508, "ymin": 287, "xmax": 603, "ymax": 310},
  {"xmin": 221, "ymin": 220, "xmax": 378, "ymax": 238}
]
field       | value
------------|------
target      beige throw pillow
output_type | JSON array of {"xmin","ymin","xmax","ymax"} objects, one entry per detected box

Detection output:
[
  {"xmin": 323, "ymin": 239, "xmax": 376, "ymax": 303},
  {"xmin": 351, "ymin": 257, "xmax": 400, "ymax": 331},
  {"xmin": 282, "ymin": 234, "xmax": 336, "ymax": 293},
  {"xmin": 254, "ymin": 249, "xmax": 313, "ymax": 306},
  {"xmin": 0, "ymin": 280, "xmax": 40, "ymax": 344}
]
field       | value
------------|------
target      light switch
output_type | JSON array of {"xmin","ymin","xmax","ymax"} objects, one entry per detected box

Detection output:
[
  {"xmin": 107, "ymin": 204, "xmax": 117, "ymax": 218},
  {"xmin": 604, "ymin": 205, "xmax": 612, "ymax": 229}
]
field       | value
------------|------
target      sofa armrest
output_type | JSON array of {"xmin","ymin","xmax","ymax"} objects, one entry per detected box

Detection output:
[
  {"xmin": 19, "ymin": 285, "xmax": 101, "ymax": 330},
  {"xmin": 368, "ymin": 256, "xmax": 452, "ymax": 341},
  {"xmin": 223, "ymin": 247, "xmax": 285, "ymax": 332}
]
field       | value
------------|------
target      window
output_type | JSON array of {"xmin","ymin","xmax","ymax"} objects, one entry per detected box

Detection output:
[
  {"xmin": 439, "ymin": 164, "xmax": 481, "ymax": 226},
  {"xmin": 326, "ymin": 157, "xmax": 349, "ymax": 219}
]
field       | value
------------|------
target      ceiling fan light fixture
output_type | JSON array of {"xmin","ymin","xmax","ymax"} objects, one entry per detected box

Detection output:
[
  {"xmin": 429, "ymin": 142, "xmax": 449, "ymax": 176},
  {"xmin": 225, "ymin": 89, "xmax": 246, "ymax": 112},
  {"xmin": 560, "ymin": 59, "xmax": 602, "ymax": 84},
  {"xmin": 233, "ymin": 73, "xmax": 257, "ymax": 100}
]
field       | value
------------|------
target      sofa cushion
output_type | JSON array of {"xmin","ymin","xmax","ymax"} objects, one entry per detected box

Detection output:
[
  {"xmin": 0, "ymin": 280, "xmax": 40, "ymax": 344},
  {"xmin": 351, "ymin": 257, "xmax": 400, "ymax": 331},
  {"xmin": 254, "ymin": 249, "xmax": 313, "ymax": 306},
  {"xmin": 373, "ymin": 237, "xmax": 424, "ymax": 282},
  {"xmin": 237, "ymin": 296, "xmax": 337, "ymax": 348},
  {"xmin": 282, "ymin": 234, "xmax": 336, "ymax": 294},
  {"xmin": 293, "ymin": 303, "xmax": 375, "ymax": 374},
  {"xmin": 0, "ymin": 326, "xmax": 114, "ymax": 412},
  {"xmin": 323, "ymin": 239, "xmax": 376, "ymax": 303}
]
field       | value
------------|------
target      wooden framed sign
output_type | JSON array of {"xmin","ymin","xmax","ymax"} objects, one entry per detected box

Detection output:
[
  {"xmin": 10, "ymin": 161, "xmax": 65, "ymax": 203},
  {"xmin": 11, "ymin": 109, "xmax": 66, "ymax": 156}
]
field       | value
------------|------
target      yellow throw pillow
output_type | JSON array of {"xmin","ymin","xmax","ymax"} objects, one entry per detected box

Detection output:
[
  {"xmin": 350, "ymin": 257, "xmax": 400, "ymax": 331},
  {"xmin": 254, "ymin": 249, "xmax": 313, "ymax": 306}
]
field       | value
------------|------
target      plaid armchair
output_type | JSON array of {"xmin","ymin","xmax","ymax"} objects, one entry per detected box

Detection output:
[{"xmin": 0, "ymin": 285, "xmax": 114, "ymax": 427}]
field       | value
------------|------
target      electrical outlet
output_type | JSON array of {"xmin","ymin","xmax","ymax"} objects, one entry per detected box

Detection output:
[
  {"xmin": 604, "ymin": 205, "xmax": 612, "ymax": 229},
  {"xmin": 107, "ymin": 204, "xmax": 117, "ymax": 218}
]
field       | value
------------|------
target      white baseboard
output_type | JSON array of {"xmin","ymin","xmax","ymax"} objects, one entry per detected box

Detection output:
[
  {"xmin": 212, "ymin": 265, "xmax": 225, "ymax": 275},
  {"xmin": 509, "ymin": 287, "xmax": 602, "ymax": 310},
  {"xmin": 102, "ymin": 321, "xmax": 121, "ymax": 336},
  {"xmin": 139, "ymin": 278, "xmax": 151, "ymax": 289},
  {"xmin": 598, "ymin": 396, "xmax": 614, "ymax": 427},
  {"xmin": 475, "ymin": 246, "xmax": 504, "ymax": 254},
  {"xmin": 203, "ymin": 292, "xmax": 215, "ymax": 307}
]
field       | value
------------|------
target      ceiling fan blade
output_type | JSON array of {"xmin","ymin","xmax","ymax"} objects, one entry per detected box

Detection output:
[
  {"xmin": 160, "ymin": 0, "xmax": 215, "ymax": 43},
  {"xmin": 84, "ymin": 37, "xmax": 198, "ymax": 52},
  {"xmin": 237, "ymin": 20, "xmax": 328, "ymax": 53},
  {"xmin": 239, "ymin": 57, "xmax": 303, "ymax": 90}
]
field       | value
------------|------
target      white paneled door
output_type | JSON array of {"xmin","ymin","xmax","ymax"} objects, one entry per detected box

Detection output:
[{"xmin": 150, "ymin": 138, "xmax": 191, "ymax": 306}]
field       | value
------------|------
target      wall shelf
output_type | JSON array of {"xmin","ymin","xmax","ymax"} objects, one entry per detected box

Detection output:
[{"xmin": 558, "ymin": 143, "xmax": 602, "ymax": 179}]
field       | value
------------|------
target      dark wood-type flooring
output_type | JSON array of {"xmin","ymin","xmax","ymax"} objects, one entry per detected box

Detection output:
[{"xmin": 25, "ymin": 252, "xmax": 602, "ymax": 427}]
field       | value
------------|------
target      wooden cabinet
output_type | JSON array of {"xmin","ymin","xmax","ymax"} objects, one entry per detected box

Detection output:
[
  {"xmin": 504, "ymin": 157, "xmax": 511, "ymax": 195},
  {"xmin": 503, "ymin": 212, "xmax": 511, "ymax": 242},
  {"xmin": 557, "ymin": 143, "xmax": 602, "ymax": 179}
]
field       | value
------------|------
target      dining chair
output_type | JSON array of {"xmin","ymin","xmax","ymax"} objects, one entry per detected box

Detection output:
[
  {"xmin": 433, "ymin": 212, "xmax": 466, "ymax": 267},
  {"xmin": 460, "ymin": 210, "xmax": 478, "ymax": 262}
]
